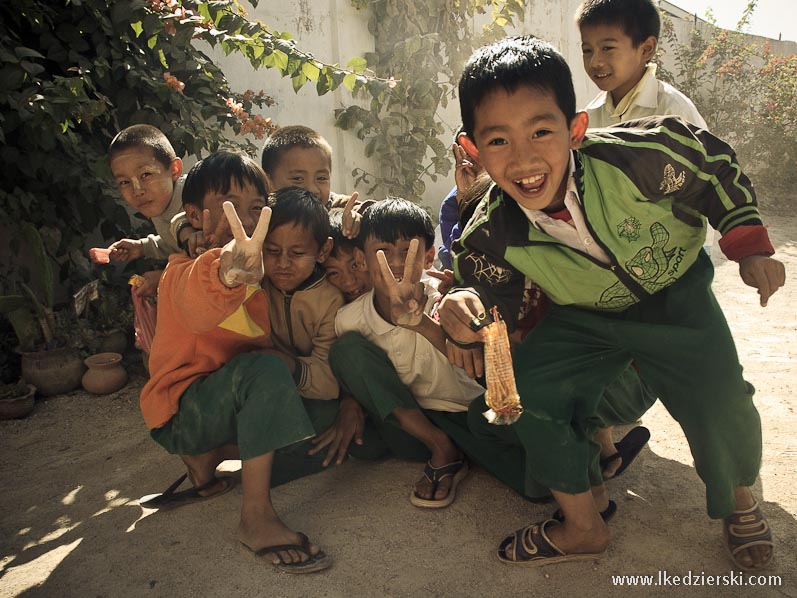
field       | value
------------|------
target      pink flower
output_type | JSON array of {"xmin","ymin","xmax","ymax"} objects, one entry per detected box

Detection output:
[{"xmin": 388, "ymin": 76, "xmax": 397, "ymax": 89}]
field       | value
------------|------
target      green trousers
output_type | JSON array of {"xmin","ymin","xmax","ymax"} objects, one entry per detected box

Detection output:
[
  {"xmin": 481, "ymin": 252, "xmax": 760, "ymax": 519},
  {"xmin": 151, "ymin": 353, "xmax": 315, "ymax": 461},
  {"xmin": 329, "ymin": 331, "xmax": 533, "ymax": 499}
]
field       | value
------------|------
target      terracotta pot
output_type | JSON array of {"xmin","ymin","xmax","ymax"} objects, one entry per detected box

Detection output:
[
  {"xmin": 19, "ymin": 346, "xmax": 85, "ymax": 397},
  {"xmin": 82, "ymin": 352, "xmax": 128, "ymax": 395},
  {"xmin": 98, "ymin": 328, "xmax": 128, "ymax": 354},
  {"xmin": 0, "ymin": 384, "xmax": 36, "ymax": 420}
]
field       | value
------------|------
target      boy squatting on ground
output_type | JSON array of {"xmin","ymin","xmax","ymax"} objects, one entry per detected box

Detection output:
[
  {"xmin": 139, "ymin": 151, "xmax": 331, "ymax": 573},
  {"xmin": 438, "ymin": 36, "xmax": 784, "ymax": 569},
  {"xmin": 255, "ymin": 186, "xmax": 394, "ymax": 483},
  {"xmin": 103, "ymin": 125, "xmax": 197, "ymax": 296},
  {"xmin": 330, "ymin": 198, "xmax": 560, "ymax": 506}
]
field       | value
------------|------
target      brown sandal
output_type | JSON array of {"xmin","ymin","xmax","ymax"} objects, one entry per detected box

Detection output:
[{"xmin": 724, "ymin": 502, "xmax": 774, "ymax": 570}]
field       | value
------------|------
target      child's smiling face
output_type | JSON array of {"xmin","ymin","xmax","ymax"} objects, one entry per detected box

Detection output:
[
  {"xmin": 580, "ymin": 23, "xmax": 655, "ymax": 104},
  {"xmin": 265, "ymin": 146, "xmax": 331, "ymax": 202},
  {"xmin": 263, "ymin": 222, "xmax": 330, "ymax": 293},
  {"xmin": 323, "ymin": 247, "xmax": 371, "ymax": 303},
  {"xmin": 470, "ymin": 84, "xmax": 585, "ymax": 212}
]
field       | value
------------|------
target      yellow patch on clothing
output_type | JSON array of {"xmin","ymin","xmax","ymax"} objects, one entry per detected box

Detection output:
[{"xmin": 218, "ymin": 286, "xmax": 267, "ymax": 338}]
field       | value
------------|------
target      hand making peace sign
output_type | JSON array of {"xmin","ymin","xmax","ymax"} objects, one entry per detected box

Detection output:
[
  {"xmin": 376, "ymin": 237, "xmax": 426, "ymax": 327},
  {"xmin": 218, "ymin": 201, "xmax": 272, "ymax": 288},
  {"xmin": 341, "ymin": 191, "xmax": 362, "ymax": 239}
]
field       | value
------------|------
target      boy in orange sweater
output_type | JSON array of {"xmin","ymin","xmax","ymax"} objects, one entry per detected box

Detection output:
[{"xmin": 139, "ymin": 151, "xmax": 330, "ymax": 573}]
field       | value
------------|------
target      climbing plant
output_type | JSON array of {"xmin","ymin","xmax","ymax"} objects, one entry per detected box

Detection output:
[
  {"xmin": 335, "ymin": 0, "xmax": 525, "ymax": 203},
  {"xmin": 0, "ymin": 0, "xmax": 390, "ymax": 295}
]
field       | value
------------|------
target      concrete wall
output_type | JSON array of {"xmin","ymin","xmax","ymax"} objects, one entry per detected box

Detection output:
[
  {"xmin": 210, "ymin": 0, "xmax": 592, "ymax": 213},
  {"xmin": 210, "ymin": 0, "xmax": 794, "ymax": 213}
]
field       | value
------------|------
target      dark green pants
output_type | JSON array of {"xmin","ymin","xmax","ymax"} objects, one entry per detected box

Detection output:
[
  {"xmin": 489, "ymin": 252, "xmax": 760, "ymax": 519},
  {"xmin": 330, "ymin": 331, "xmax": 533, "ymax": 499},
  {"xmin": 151, "ymin": 353, "xmax": 315, "ymax": 461}
]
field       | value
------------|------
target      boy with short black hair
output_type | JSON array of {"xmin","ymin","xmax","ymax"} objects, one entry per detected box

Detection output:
[
  {"xmin": 441, "ymin": 36, "xmax": 783, "ymax": 569},
  {"xmin": 140, "ymin": 150, "xmax": 331, "ymax": 573},
  {"xmin": 576, "ymin": 0, "xmax": 706, "ymax": 128},
  {"xmin": 259, "ymin": 187, "xmax": 390, "ymax": 480},
  {"xmin": 103, "ymin": 124, "xmax": 194, "ymax": 295},
  {"xmin": 332, "ymin": 198, "xmax": 534, "ymax": 507}
]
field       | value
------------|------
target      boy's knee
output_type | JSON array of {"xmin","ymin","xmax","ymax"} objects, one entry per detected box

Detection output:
[
  {"xmin": 329, "ymin": 332, "xmax": 376, "ymax": 372},
  {"xmin": 228, "ymin": 352, "xmax": 294, "ymax": 390}
]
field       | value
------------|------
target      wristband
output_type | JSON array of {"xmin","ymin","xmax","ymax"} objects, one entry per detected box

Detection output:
[{"xmin": 174, "ymin": 220, "xmax": 192, "ymax": 253}]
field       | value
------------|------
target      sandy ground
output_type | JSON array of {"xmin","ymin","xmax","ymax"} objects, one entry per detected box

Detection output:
[{"xmin": 1, "ymin": 208, "xmax": 795, "ymax": 598}]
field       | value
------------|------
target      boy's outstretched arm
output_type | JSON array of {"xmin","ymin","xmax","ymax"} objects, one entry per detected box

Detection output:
[
  {"xmin": 739, "ymin": 255, "xmax": 786, "ymax": 307},
  {"xmin": 218, "ymin": 202, "xmax": 272, "ymax": 288}
]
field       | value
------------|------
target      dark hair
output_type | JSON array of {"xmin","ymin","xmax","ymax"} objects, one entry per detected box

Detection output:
[
  {"xmin": 575, "ymin": 0, "xmax": 661, "ymax": 46},
  {"xmin": 109, "ymin": 124, "xmax": 176, "ymax": 167},
  {"xmin": 267, "ymin": 186, "xmax": 331, "ymax": 249},
  {"xmin": 458, "ymin": 36, "xmax": 576, "ymax": 140},
  {"xmin": 327, "ymin": 208, "xmax": 359, "ymax": 258},
  {"xmin": 260, "ymin": 125, "xmax": 333, "ymax": 176},
  {"xmin": 360, "ymin": 197, "xmax": 434, "ymax": 250},
  {"xmin": 182, "ymin": 151, "xmax": 269, "ymax": 208}
]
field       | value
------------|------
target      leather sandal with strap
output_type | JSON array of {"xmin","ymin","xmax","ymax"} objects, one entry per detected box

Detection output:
[
  {"xmin": 724, "ymin": 502, "xmax": 774, "ymax": 571},
  {"xmin": 497, "ymin": 519, "xmax": 604, "ymax": 567}
]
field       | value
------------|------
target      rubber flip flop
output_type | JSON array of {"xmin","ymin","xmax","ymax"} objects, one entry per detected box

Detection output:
[{"xmin": 601, "ymin": 426, "xmax": 650, "ymax": 480}]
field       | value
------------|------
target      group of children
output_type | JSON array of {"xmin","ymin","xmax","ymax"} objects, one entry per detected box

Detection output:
[{"xmin": 98, "ymin": 0, "xmax": 783, "ymax": 575}]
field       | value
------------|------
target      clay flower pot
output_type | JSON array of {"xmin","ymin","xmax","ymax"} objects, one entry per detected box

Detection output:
[
  {"xmin": 82, "ymin": 352, "xmax": 128, "ymax": 395},
  {"xmin": 19, "ymin": 346, "xmax": 85, "ymax": 397},
  {"xmin": 0, "ymin": 383, "xmax": 36, "ymax": 420}
]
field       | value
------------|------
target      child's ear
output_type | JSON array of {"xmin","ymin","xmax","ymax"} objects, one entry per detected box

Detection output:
[
  {"xmin": 317, "ymin": 237, "xmax": 334, "ymax": 263},
  {"xmin": 170, "ymin": 157, "xmax": 183, "ymax": 182},
  {"xmin": 424, "ymin": 245, "xmax": 436, "ymax": 269},
  {"xmin": 641, "ymin": 36, "xmax": 657, "ymax": 61},
  {"xmin": 569, "ymin": 112, "xmax": 589, "ymax": 149},
  {"xmin": 353, "ymin": 247, "xmax": 368, "ymax": 270},
  {"xmin": 183, "ymin": 202, "xmax": 203, "ymax": 229},
  {"xmin": 458, "ymin": 134, "xmax": 480, "ymax": 164}
]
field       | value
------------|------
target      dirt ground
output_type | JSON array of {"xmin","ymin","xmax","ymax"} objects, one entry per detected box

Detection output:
[{"xmin": 1, "ymin": 208, "xmax": 795, "ymax": 598}]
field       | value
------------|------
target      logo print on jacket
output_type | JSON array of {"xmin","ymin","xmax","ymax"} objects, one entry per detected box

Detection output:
[
  {"xmin": 659, "ymin": 163, "xmax": 686, "ymax": 194},
  {"xmin": 597, "ymin": 222, "xmax": 678, "ymax": 309},
  {"xmin": 465, "ymin": 254, "xmax": 511, "ymax": 285}
]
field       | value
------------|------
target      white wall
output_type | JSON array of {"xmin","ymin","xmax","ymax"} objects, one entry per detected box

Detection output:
[
  {"xmin": 210, "ymin": 0, "xmax": 599, "ymax": 213},
  {"xmin": 211, "ymin": 1, "xmax": 795, "ymax": 212}
]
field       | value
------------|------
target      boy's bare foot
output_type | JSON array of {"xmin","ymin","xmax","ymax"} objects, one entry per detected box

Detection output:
[{"xmin": 725, "ymin": 487, "xmax": 774, "ymax": 570}]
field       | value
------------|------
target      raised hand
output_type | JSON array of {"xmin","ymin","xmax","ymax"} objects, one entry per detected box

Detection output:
[
  {"xmin": 376, "ymin": 237, "xmax": 426, "ymax": 327},
  {"xmin": 190, "ymin": 208, "xmax": 231, "ymax": 257},
  {"xmin": 453, "ymin": 142, "xmax": 479, "ymax": 203},
  {"xmin": 426, "ymin": 268, "xmax": 455, "ymax": 296},
  {"xmin": 218, "ymin": 202, "xmax": 272, "ymax": 288},
  {"xmin": 342, "ymin": 192, "xmax": 362, "ymax": 238}
]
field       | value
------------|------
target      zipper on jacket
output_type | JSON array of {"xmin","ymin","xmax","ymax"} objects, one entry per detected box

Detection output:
[{"xmin": 283, "ymin": 293, "xmax": 295, "ymax": 348}]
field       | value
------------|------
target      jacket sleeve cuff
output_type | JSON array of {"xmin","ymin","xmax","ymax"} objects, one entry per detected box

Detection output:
[{"xmin": 718, "ymin": 225, "xmax": 775, "ymax": 262}]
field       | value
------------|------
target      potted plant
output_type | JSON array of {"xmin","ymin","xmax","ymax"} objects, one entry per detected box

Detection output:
[
  {"xmin": 0, "ymin": 224, "xmax": 85, "ymax": 397},
  {"xmin": 0, "ymin": 382, "xmax": 36, "ymax": 420}
]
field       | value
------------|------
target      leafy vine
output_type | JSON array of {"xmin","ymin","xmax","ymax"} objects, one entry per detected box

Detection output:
[{"xmin": 335, "ymin": 0, "xmax": 525, "ymax": 203}]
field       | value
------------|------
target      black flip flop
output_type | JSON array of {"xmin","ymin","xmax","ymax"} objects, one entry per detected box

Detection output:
[
  {"xmin": 551, "ymin": 500, "xmax": 617, "ymax": 523},
  {"xmin": 139, "ymin": 473, "xmax": 235, "ymax": 509},
  {"xmin": 243, "ymin": 532, "xmax": 332, "ymax": 574},
  {"xmin": 601, "ymin": 426, "xmax": 651, "ymax": 480}
]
